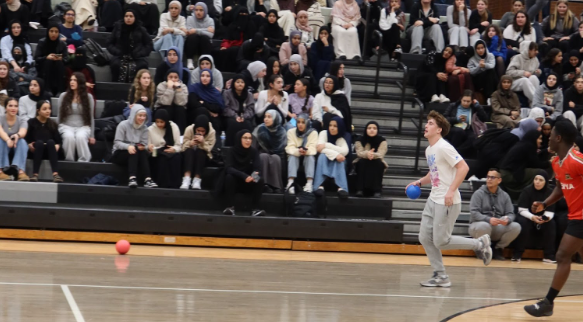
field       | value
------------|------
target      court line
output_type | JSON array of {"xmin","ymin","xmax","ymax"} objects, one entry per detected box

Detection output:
[{"xmin": 61, "ymin": 285, "xmax": 86, "ymax": 322}]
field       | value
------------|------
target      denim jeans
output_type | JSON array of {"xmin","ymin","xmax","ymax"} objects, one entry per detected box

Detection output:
[{"xmin": 0, "ymin": 138, "xmax": 28, "ymax": 171}]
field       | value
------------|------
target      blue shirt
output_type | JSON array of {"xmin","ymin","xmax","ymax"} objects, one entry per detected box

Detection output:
[{"xmin": 58, "ymin": 24, "xmax": 83, "ymax": 47}]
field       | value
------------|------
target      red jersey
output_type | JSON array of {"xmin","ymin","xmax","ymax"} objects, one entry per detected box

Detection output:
[{"xmin": 552, "ymin": 148, "xmax": 583, "ymax": 220}]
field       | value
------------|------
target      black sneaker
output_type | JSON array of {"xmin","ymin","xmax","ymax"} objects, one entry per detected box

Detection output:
[
  {"xmin": 493, "ymin": 248, "xmax": 505, "ymax": 261},
  {"xmin": 251, "ymin": 209, "xmax": 266, "ymax": 216},
  {"xmin": 223, "ymin": 206, "xmax": 235, "ymax": 216},
  {"xmin": 128, "ymin": 178, "xmax": 138, "ymax": 188},
  {"xmin": 524, "ymin": 298, "xmax": 554, "ymax": 317},
  {"xmin": 511, "ymin": 256, "xmax": 522, "ymax": 263},
  {"xmin": 337, "ymin": 189, "xmax": 348, "ymax": 199},
  {"xmin": 355, "ymin": 191, "xmax": 364, "ymax": 197},
  {"xmin": 144, "ymin": 179, "xmax": 158, "ymax": 188},
  {"xmin": 314, "ymin": 187, "xmax": 325, "ymax": 197},
  {"xmin": 373, "ymin": 192, "xmax": 381, "ymax": 198}
]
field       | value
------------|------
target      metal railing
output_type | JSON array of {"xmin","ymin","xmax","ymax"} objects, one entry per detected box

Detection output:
[
  {"xmin": 396, "ymin": 62, "xmax": 408, "ymax": 134},
  {"xmin": 409, "ymin": 97, "xmax": 425, "ymax": 173},
  {"xmin": 360, "ymin": 2, "xmax": 371, "ymax": 65},
  {"xmin": 370, "ymin": 30, "xmax": 383, "ymax": 99}
]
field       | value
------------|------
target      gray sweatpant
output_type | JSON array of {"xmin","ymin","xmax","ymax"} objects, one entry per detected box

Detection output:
[
  {"xmin": 419, "ymin": 199, "xmax": 480, "ymax": 275},
  {"xmin": 406, "ymin": 24, "xmax": 445, "ymax": 54},
  {"xmin": 526, "ymin": 0, "xmax": 549, "ymax": 21},
  {"xmin": 468, "ymin": 222, "xmax": 521, "ymax": 249}
]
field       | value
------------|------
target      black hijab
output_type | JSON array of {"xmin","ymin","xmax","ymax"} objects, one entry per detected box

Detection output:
[
  {"xmin": 265, "ymin": 56, "xmax": 280, "ymax": 80},
  {"xmin": 28, "ymin": 77, "xmax": 47, "ymax": 102},
  {"xmin": 518, "ymin": 170, "xmax": 554, "ymax": 215},
  {"xmin": 154, "ymin": 109, "xmax": 174, "ymax": 146},
  {"xmin": 42, "ymin": 22, "xmax": 60, "ymax": 56},
  {"xmin": 231, "ymin": 74, "xmax": 248, "ymax": 115},
  {"xmin": 262, "ymin": 10, "xmax": 282, "ymax": 38},
  {"xmin": 194, "ymin": 114, "xmax": 211, "ymax": 138},
  {"xmin": 71, "ymin": 46, "xmax": 88, "ymax": 71},
  {"xmin": 358, "ymin": 121, "xmax": 385, "ymax": 151},
  {"xmin": 329, "ymin": 61, "xmax": 345, "ymax": 89},
  {"xmin": 474, "ymin": 40, "xmax": 488, "ymax": 59},
  {"xmin": 324, "ymin": 75, "xmax": 339, "ymax": 97},
  {"xmin": 232, "ymin": 129, "xmax": 256, "ymax": 168},
  {"xmin": 327, "ymin": 116, "xmax": 349, "ymax": 145},
  {"xmin": 545, "ymin": 72, "xmax": 560, "ymax": 91},
  {"xmin": 9, "ymin": 20, "xmax": 26, "ymax": 56},
  {"xmin": 314, "ymin": 26, "xmax": 333, "ymax": 56},
  {"xmin": 227, "ymin": 7, "xmax": 252, "ymax": 41}
]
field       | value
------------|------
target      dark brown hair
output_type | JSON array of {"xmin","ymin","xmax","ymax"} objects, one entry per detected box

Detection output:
[
  {"xmin": 59, "ymin": 72, "xmax": 91, "ymax": 126},
  {"xmin": 427, "ymin": 110, "xmax": 450, "ymax": 137},
  {"xmin": 512, "ymin": 10, "xmax": 531, "ymax": 34}
]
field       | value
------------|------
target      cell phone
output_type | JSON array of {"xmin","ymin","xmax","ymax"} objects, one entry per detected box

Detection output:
[
  {"xmin": 55, "ymin": 54, "xmax": 62, "ymax": 57},
  {"xmin": 541, "ymin": 215, "xmax": 550, "ymax": 221},
  {"xmin": 251, "ymin": 172, "xmax": 260, "ymax": 183}
]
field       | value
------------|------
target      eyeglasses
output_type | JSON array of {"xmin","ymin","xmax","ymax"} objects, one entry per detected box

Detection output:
[{"xmin": 486, "ymin": 176, "xmax": 500, "ymax": 180}]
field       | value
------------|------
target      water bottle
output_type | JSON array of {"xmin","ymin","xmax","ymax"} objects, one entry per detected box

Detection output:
[{"xmin": 221, "ymin": 131, "xmax": 226, "ymax": 145}]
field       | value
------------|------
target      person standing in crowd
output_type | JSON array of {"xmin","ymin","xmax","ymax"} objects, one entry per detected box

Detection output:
[
  {"xmin": 154, "ymin": 47, "xmax": 190, "ymax": 85},
  {"xmin": 406, "ymin": 111, "xmax": 492, "ymax": 288},
  {"xmin": 148, "ymin": 109, "xmax": 182, "ymax": 188},
  {"xmin": 0, "ymin": 98, "xmax": 28, "ymax": 181},
  {"xmin": 222, "ymin": 74, "xmax": 255, "ymax": 146},
  {"xmin": 34, "ymin": 23, "xmax": 67, "ymax": 96},
  {"xmin": 354, "ymin": 121, "xmax": 387, "ymax": 198},
  {"xmin": 515, "ymin": 170, "xmax": 557, "ymax": 263},
  {"xmin": 25, "ymin": 100, "xmax": 63, "ymax": 183},
  {"xmin": 184, "ymin": 2, "xmax": 215, "ymax": 70},
  {"xmin": 190, "ymin": 55, "xmax": 224, "ymax": 91},
  {"xmin": 491, "ymin": 75, "xmax": 522, "ymax": 129},
  {"xmin": 468, "ymin": 0, "xmax": 492, "ymax": 46},
  {"xmin": 57, "ymin": 73, "xmax": 95, "ymax": 162},
  {"xmin": 309, "ymin": 26, "xmax": 334, "ymax": 81},
  {"xmin": 107, "ymin": 9, "xmax": 153, "ymax": 83},
  {"xmin": 541, "ymin": 0, "xmax": 577, "ymax": 54},
  {"xmin": 155, "ymin": 70, "xmax": 188, "ymax": 133},
  {"xmin": 314, "ymin": 116, "xmax": 350, "ymax": 199},
  {"xmin": 180, "ymin": 114, "xmax": 216, "ymax": 190},
  {"xmin": 253, "ymin": 108, "xmax": 286, "ymax": 193},
  {"xmin": 111, "ymin": 104, "xmax": 158, "ymax": 188},
  {"xmin": 153, "ymin": 1, "xmax": 186, "ymax": 59},
  {"xmin": 58, "ymin": 9, "xmax": 84, "ymax": 48},
  {"xmin": 125, "ymin": 0, "xmax": 160, "ymax": 35},
  {"xmin": 406, "ymin": 0, "xmax": 444, "ymax": 54},
  {"xmin": 468, "ymin": 168, "xmax": 521, "ymax": 261},
  {"xmin": 19, "ymin": 78, "xmax": 48, "ymax": 121},
  {"xmin": 285, "ymin": 113, "xmax": 317, "ymax": 193},
  {"xmin": 330, "ymin": 0, "xmax": 361, "ymax": 59},
  {"xmin": 221, "ymin": 129, "xmax": 266, "ymax": 217}
]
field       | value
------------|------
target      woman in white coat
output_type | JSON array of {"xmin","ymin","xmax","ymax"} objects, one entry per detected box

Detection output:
[{"xmin": 330, "ymin": 0, "xmax": 361, "ymax": 60}]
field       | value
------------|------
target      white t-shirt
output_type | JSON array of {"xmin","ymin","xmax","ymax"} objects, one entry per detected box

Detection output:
[{"xmin": 426, "ymin": 138, "xmax": 463, "ymax": 205}]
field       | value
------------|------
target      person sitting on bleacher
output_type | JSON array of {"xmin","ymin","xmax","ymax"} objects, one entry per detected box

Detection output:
[
  {"xmin": 107, "ymin": 9, "xmax": 153, "ymax": 83},
  {"xmin": 99, "ymin": 0, "xmax": 123, "ymax": 33},
  {"xmin": 506, "ymin": 41, "xmax": 541, "ymax": 106},
  {"xmin": 111, "ymin": 104, "xmax": 158, "ymax": 188},
  {"xmin": 533, "ymin": 73, "xmax": 563, "ymax": 121},
  {"xmin": 283, "ymin": 54, "xmax": 318, "ymax": 96},
  {"xmin": 215, "ymin": 7, "xmax": 257, "ymax": 73},
  {"xmin": 237, "ymin": 33, "xmax": 272, "ymax": 72},
  {"xmin": 312, "ymin": 75, "xmax": 348, "ymax": 133},
  {"xmin": 563, "ymin": 50, "xmax": 580, "ymax": 90},
  {"xmin": 153, "ymin": 1, "xmax": 186, "ymax": 59},
  {"xmin": 190, "ymin": 55, "xmax": 224, "ymax": 91},
  {"xmin": 539, "ymin": 48, "xmax": 563, "ymax": 87},
  {"xmin": 468, "ymin": 0, "xmax": 491, "ymax": 47},
  {"xmin": 222, "ymin": 74, "xmax": 255, "ymax": 146},
  {"xmin": 72, "ymin": 0, "xmax": 98, "ymax": 30},
  {"xmin": 255, "ymin": 75, "xmax": 289, "ymax": 123},
  {"xmin": 319, "ymin": 61, "xmax": 351, "ymax": 105},
  {"xmin": 313, "ymin": 116, "xmax": 349, "ymax": 199},
  {"xmin": 443, "ymin": 90, "xmax": 488, "ymax": 158},
  {"xmin": 66, "ymin": 47, "xmax": 96, "ymax": 100},
  {"xmin": 125, "ymin": 0, "xmax": 160, "ymax": 35},
  {"xmin": 406, "ymin": 0, "xmax": 444, "ymax": 55},
  {"xmin": 58, "ymin": 9, "xmax": 84, "ymax": 48},
  {"xmin": 446, "ymin": 0, "xmax": 472, "ymax": 50},
  {"xmin": 309, "ymin": 26, "xmax": 334, "ymax": 82},
  {"xmin": 568, "ymin": 22, "xmax": 583, "ymax": 61},
  {"xmin": 503, "ymin": 10, "xmax": 535, "ymax": 63},
  {"xmin": 444, "ymin": 45, "xmax": 472, "ymax": 103},
  {"xmin": 468, "ymin": 40, "xmax": 497, "ymax": 103},
  {"xmin": 266, "ymin": 56, "xmax": 282, "ymax": 82},
  {"xmin": 288, "ymin": 78, "xmax": 314, "ymax": 120},
  {"xmin": 19, "ymin": 78, "xmax": 49, "ymax": 121},
  {"xmin": 253, "ymin": 108, "xmax": 286, "ymax": 193},
  {"xmin": 240, "ymin": 61, "xmax": 266, "ymax": 100},
  {"xmin": 491, "ymin": 75, "xmax": 522, "ymax": 129},
  {"xmin": 34, "ymin": 23, "xmax": 68, "ymax": 96},
  {"xmin": 147, "ymin": 109, "xmax": 182, "ymax": 188},
  {"xmin": 483, "ymin": 25, "xmax": 507, "ymax": 79},
  {"xmin": 291, "ymin": 11, "xmax": 315, "ymax": 48},
  {"xmin": 499, "ymin": 0, "xmax": 525, "ymax": 30},
  {"xmin": 0, "ymin": 0, "xmax": 30, "ymax": 38},
  {"xmin": 184, "ymin": 2, "xmax": 215, "ymax": 70},
  {"xmin": 295, "ymin": 0, "xmax": 325, "ymax": 41},
  {"xmin": 128, "ymin": 69, "xmax": 156, "ymax": 113},
  {"xmin": 280, "ymin": 31, "xmax": 308, "ymax": 67},
  {"xmin": 330, "ymin": 0, "xmax": 361, "ymax": 59},
  {"xmin": 25, "ymin": 100, "xmax": 63, "ymax": 183},
  {"xmin": 378, "ymin": 0, "xmax": 405, "ymax": 62},
  {"xmin": 415, "ymin": 50, "xmax": 449, "ymax": 104},
  {"xmin": 187, "ymin": 69, "xmax": 224, "ymax": 141},
  {"xmin": 221, "ymin": 129, "xmax": 266, "ymax": 217},
  {"xmin": 541, "ymin": 0, "xmax": 577, "ymax": 55},
  {"xmin": 353, "ymin": 121, "xmax": 387, "ymax": 198},
  {"xmin": 154, "ymin": 69, "xmax": 188, "ymax": 133},
  {"xmin": 1, "ymin": 21, "xmax": 33, "ymax": 79},
  {"xmin": 57, "ymin": 72, "xmax": 95, "ymax": 162},
  {"xmin": 285, "ymin": 113, "xmax": 317, "ymax": 193},
  {"xmin": 180, "ymin": 114, "xmax": 216, "ymax": 189},
  {"xmin": 154, "ymin": 46, "xmax": 190, "ymax": 85},
  {"xmin": 260, "ymin": 9, "xmax": 286, "ymax": 55},
  {"xmin": 0, "ymin": 97, "xmax": 28, "ymax": 181}
]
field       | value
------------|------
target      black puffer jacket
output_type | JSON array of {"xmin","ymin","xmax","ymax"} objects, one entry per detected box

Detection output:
[{"xmin": 107, "ymin": 21, "xmax": 153, "ymax": 59}]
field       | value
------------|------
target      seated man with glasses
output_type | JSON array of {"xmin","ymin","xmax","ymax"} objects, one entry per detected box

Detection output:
[{"xmin": 468, "ymin": 168, "xmax": 522, "ymax": 261}]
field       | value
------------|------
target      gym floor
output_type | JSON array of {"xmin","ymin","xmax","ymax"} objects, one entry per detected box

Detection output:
[{"xmin": 1, "ymin": 240, "xmax": 582, "ymax": 322}]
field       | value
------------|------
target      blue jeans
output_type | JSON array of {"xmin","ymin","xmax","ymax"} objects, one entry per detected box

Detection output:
[
  {"xmin": 0, "ymin": 138, "xmax": 28, "ymax": 171},
  {"xmin": 313, "ymin": 153, "xmax": 348, "ymax": 191},
  {"xmin": 153, "ymin": 34, "xmax": 185, "ymax": 59},
  {"xmin": 288, "ymin": 155, "xmax": 315, "ymax": 178}
]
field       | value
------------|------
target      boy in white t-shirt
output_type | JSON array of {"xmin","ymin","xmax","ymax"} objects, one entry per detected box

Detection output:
[{"xmin": 406, "ymin": 111, "xmax": 493, "ymax": 288}]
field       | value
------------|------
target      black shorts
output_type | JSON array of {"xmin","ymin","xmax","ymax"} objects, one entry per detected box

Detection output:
[{"xmin": 565, "ymin": 220, "xmax": 583, "ymax": 240}]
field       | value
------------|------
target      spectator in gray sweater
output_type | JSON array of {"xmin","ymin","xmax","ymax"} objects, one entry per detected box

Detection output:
[
  {"xmin": 533, "ymin": 73, "xmax": 563, "ymax": 120},
  {"xmin": 468, "ymin": 168, "xmax": 522, "ymax": 261},
  {"xmin": 184, "ymin": 2, "xmax": 215, "ymax": 70}
]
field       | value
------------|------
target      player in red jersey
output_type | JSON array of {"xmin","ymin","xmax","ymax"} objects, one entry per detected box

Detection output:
[{"xmin": 525, "ymin": 121, "xmax": 583, "ymax": 317}]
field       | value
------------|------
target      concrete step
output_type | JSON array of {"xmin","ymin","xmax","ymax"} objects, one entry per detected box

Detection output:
[
  {"xmin": 350, "ymin": 81, "xmax": 414, "ymax": 95},
  {"xmin": 384, "ymin": 155, "xmax": 428, "ymax": 168},
  {"xmin": 382, "ymin": 135, "xmax": 428, "ymax": 148},
  {"xmin": 344, "ymin": 66, "xmax": 403, "ymax": 78}
]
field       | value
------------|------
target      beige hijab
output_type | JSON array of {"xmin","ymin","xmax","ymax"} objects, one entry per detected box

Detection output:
[
  {"xmin": 7, "ymin": 0, "xmax": 21, "ymax": 11},
  {"xmin": 331, "ymin": 0, "xmax": 361, "ymax": 22}
]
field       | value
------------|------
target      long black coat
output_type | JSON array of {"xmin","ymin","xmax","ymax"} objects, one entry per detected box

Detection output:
[{"xmin": 106, "ymin": 21, "xmax": 153, "ymax": 59}]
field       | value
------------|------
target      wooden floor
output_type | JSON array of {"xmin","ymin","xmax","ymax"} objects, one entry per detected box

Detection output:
[{"xmin": 1, "ymin": 240, "xmax": 583, "ymax": 322}]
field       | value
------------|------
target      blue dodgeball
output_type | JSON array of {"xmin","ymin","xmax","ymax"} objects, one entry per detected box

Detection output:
[{"xmin": 406, "ymin": 185, "xmax": 422, "ymax": 200}]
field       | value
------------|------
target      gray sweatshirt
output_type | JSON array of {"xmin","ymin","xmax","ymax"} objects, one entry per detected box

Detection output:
[
  {"xmin": 469, "ymin": 185, "xmax": 516, "ymax": 224},
  {"xmin": 113, "ymin": 104, "xmax": 149, "ymax": 153},
  {"xmin": 532, "ymin": 84, "xmax": 563, "ymax": 120},
  {"xmin": 186, "ymin": 14, "xmax": 215, "ymax": 39},
  {"xmin": 467, "ymin": 40, "xmax": 496, "ymax": 76}
]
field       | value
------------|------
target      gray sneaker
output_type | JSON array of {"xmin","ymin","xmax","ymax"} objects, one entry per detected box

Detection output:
[
  {"xmin": 420, "ymin": 272, "xmax": 451, "ymax": 288},
  {"xmin": 478, "ymin": 234, "xmax": 492, "ymax": 266}
]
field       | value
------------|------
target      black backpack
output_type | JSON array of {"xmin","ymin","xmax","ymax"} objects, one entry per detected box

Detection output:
[
  {"xmin": 101, "ymin": 100, "xmax": 127, "ymax": 118},
  {"xmin": 84, "ymin": 38, "xmax": 110, "ymax": 66},
  {"xmin": 284, "ymin": 187, "xmax": 323, "ymax": 218}
]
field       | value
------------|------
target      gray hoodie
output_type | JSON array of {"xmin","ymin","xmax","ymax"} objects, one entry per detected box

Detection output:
[
  {"xmin": 532, "ymin": 83, "xmax": 563, "ymax": 120},
  {"xmin": 467, "ymin": 40, "xmax": 496, "ymax": 76},
  {"xmin": 113, "ymin": 105, "xmax": 149, "ymax": 153},
  {"xmin": 469, "ymin": 185, "xmax": 516, "ymax": 224},
  {"xmin": 190, "ymin": 55, "xmax": 224, "ymax": 90},
  {"xmin": 506, "ymin": 41, "xmax": 541, "ymax": 80}
]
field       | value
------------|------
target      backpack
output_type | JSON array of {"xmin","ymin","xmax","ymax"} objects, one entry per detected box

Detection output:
[
  {"xmin": 84, "ymin": 38, "xmax": 110, "ymax": 66},
  {"xmin": 284, "ymin": 187, "xmax": 323, "ymax": 218},
  {"xmin": 101, "ymin": 100, "xmax": 127, "ymax": 118}
]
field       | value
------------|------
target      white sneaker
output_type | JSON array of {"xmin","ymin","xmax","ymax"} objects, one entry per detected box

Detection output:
[
  {"xmin": 187, "ymin": 59, "xmax": 195, "ymax": 70},
  {"xmin": 468, "ymin": 175, "xmax": 479, "ymax": 181},
  {"xmin": 487, "ymin": 98, "xmax": 491, "ymax": 105},
  {"xmin": 180, "ymin": 177, "xmax": 191, "ymax": 190},
  {"xmin": 304, "ymin": 182, "xmax": 313, "ymax": 192},
  {"xmin": 288, "ymin": 186, "xmax": 295, "ymax": 194},
  {"xmin": 191, "ymin": 177, "xmax": 201, "ymax": 190},
  {"xmin": 430, "ymin": 94, "xmax": 440, "ymax": 103},
  {"xmin": 439, "ymin": 94, "xmax": 450, "ymax": 103}
]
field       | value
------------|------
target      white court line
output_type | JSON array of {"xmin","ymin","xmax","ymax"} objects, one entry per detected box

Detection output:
[{"xmin": 61, "ymin": 285, "xmax": 86, "ymax": 322}]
